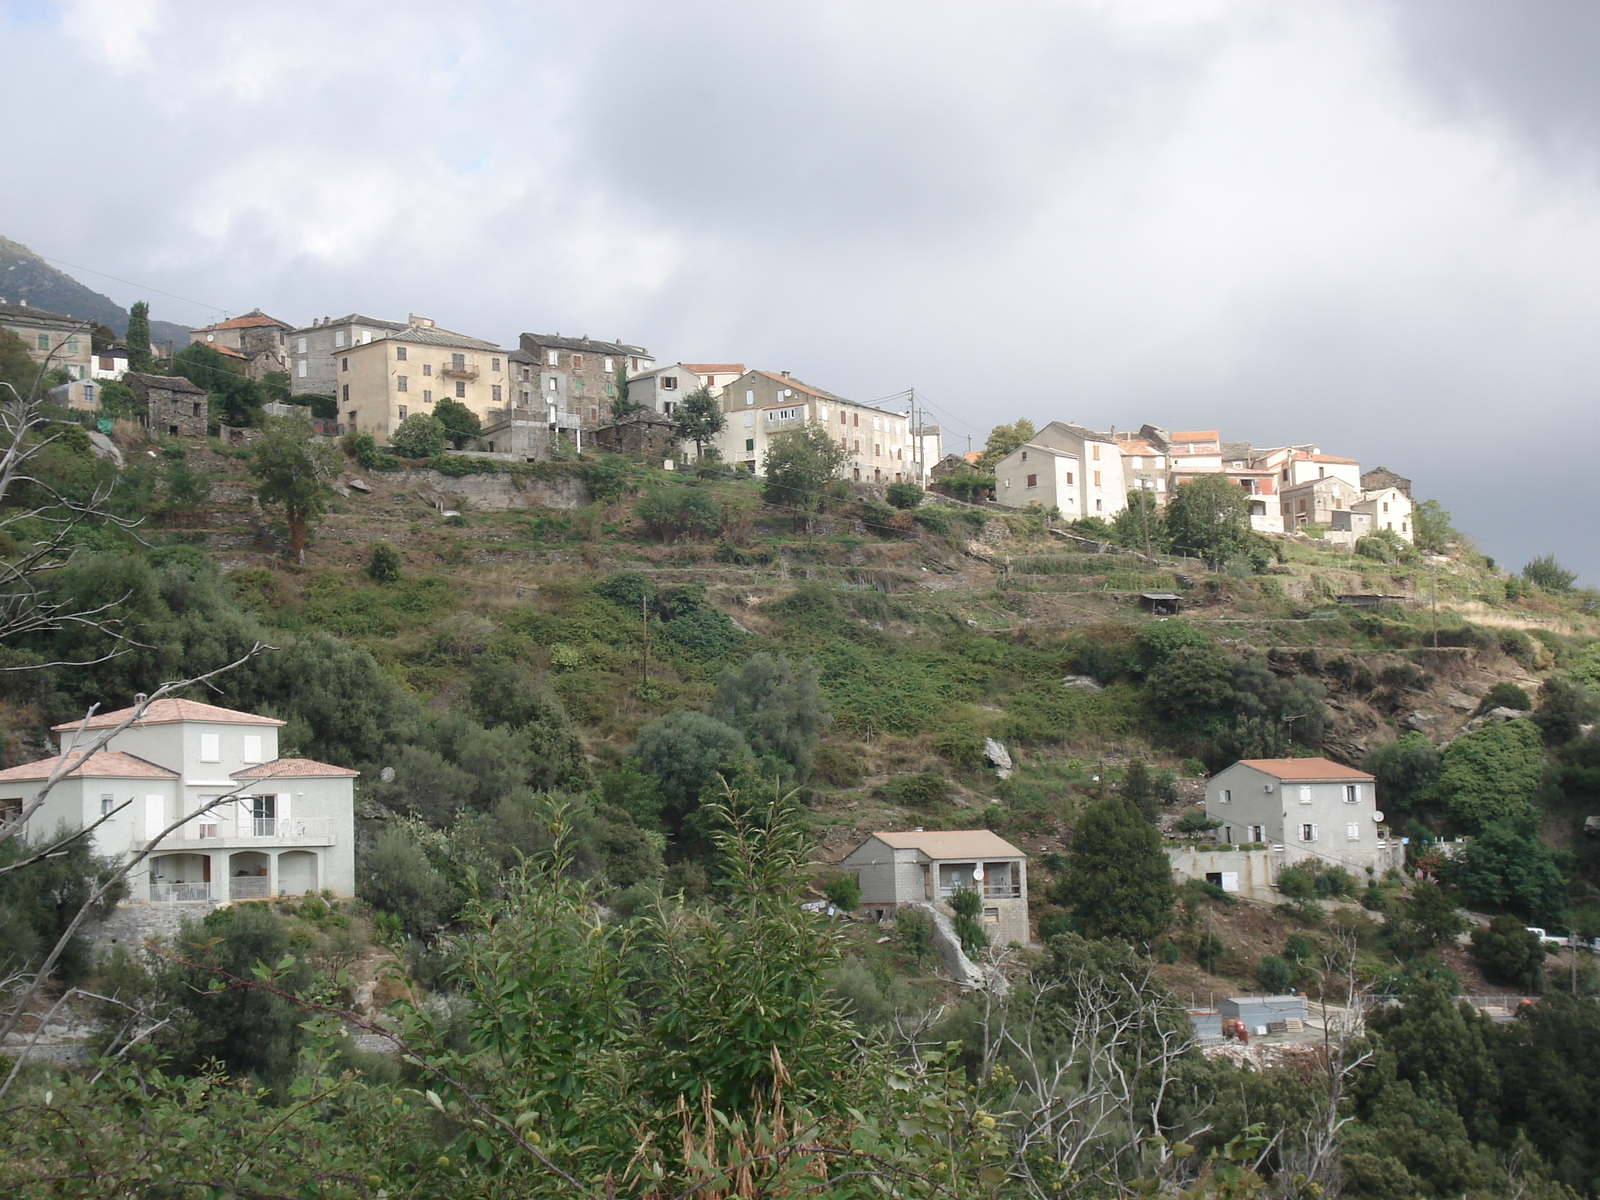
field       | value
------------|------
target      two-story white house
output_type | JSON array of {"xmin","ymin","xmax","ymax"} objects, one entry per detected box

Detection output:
[
  {"xmin": 0, "ymin": 699, "xmax": 357, "ymax": 904},
  {"xmin": 1204, "ymin": 758, "xmax": 1391, "ymax": 875},
  {"xmin": 839, "ymin": 829, "xmax": 1030, "ymax": 946}
]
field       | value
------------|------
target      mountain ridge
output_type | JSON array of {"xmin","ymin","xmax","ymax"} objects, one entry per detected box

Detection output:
[{"xmin": 0, "ymin": 236, "xmax": 192, "ymax": 348}]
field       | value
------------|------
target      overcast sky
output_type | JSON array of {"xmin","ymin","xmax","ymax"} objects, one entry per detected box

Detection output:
[{"xmin": 2, "ymin": 0, "xmax": 1596, "ymax": 582}]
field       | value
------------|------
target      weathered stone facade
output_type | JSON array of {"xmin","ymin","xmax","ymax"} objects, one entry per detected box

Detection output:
[
  {"xmin": 517, "ymin": 334, "xmax": 652, "ymax": 432},
  {"xmin": 592, "ymin": 411, "xmax": 678, "ymax": 456},
  {"xmin": 126, "ymin": 372, "xmax": 209, "ymax": 438}
]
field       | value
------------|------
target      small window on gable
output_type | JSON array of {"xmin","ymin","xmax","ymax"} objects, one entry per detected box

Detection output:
[
  {"xmin": 1221, "ymin": 788, "xmax": 1231, "ymax": 803},
  {"xmin": 200, "ymin": 733, "xmax": 221, "ymax": 763}
]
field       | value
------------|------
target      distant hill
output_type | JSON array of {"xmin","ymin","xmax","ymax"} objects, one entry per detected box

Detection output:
[{"xmin": 0, "ymin": 236, "xmax": 192, "ymax": 349}]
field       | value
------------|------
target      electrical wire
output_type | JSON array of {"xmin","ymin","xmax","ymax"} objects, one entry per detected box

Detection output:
[{"xmin": 33, "ymin": 255, "xmax": 229, "ymax": 318}]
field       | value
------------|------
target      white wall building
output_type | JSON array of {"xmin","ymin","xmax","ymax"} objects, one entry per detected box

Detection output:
[
  {"xmin": 0, "ymin": 699, "xmax": 357, "ymax": 905},
  {"xmin": 1204, "ymin": 758, "xmax": 1393, "ymax": 876}
]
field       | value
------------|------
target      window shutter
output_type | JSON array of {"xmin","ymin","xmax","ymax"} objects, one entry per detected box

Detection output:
[{"xmin": 200, "ymin": 733, "xmax": 221, "ymax": 762}]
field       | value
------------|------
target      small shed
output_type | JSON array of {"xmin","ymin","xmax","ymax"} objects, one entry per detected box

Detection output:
[
  {"xmin": 1219, "ymin": 994, "xmax": 1306, "ymax": 1035},
  {"xmin": 592, "ymin": 409, "xmax": 678, "ymax": 456},
  {"xmin": 1139, "ymin": 591, "xmax": 1182, "ymax": 615},
  {"xmin": 126, "ymin": 372, "xmax": 208, "ymax": 439}
]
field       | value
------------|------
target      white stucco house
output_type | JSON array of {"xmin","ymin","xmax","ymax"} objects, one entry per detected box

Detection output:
[
  {"xmin": 1204, "ymin": 758, "xmax": 1395, "ymax": 876},
  {"xmin": 839, "ymin": 829, "xmax": 1030, "ymax": 946},
  {"xmin": 0, "ymin": 698, "xmax": 357, "ymax": 904}
]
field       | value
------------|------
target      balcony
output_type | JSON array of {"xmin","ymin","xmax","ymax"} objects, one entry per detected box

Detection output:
[
  {"xmin": 137, "ymin": 817, "xmax": 335, "ymax": 850},
  {"xmin": 548, "ymin": 408, "xmax": 582, "ymax": 429},
  {"xmin": 938, "ymin": 883, "xmax": 1023, "ymax": 900},
  {"xmin": 149, "ymin": 881, "xmax": 213, "ymax": 903},
  {"xmin": 440, "ymin": 362, "xmax": 479, "ymax": 380}
]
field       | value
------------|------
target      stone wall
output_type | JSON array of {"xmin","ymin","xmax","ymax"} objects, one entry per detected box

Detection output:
[
  {"xmin": 410, "ymin": 468, "xmax": 587, "ymax": 513},
  {"xmin": 89, "ymin": 900, "xmax": 215, "ymax": 952}
]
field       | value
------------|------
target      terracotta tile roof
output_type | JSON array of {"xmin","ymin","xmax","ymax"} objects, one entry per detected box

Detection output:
[
  {"xmin": 869, "ymin": 829, "xmax": 1026, "ymax": 859},
  {"xmin": 752, "ymin": 370, "xmax": 839, "ymax": 401},
  {"xmin": 53, "ymin": 698, "xmax": 286, "ymax": 732},
  {"xmin": 232, "ymin": 757, "xmax": 360, "ymax": 780},
  {"xmin": 963, "ymin": 451, "xmax": 982, "ymax": 463},
  {"xmin": 0, "ymin": 750, "xmax": 178, "ymax": 782},
  {"xmin": 193, "ymin": 310, "xmax": 291, "ymax": 333},
  {"xmin": 680, "ymin": 363, "xmax": 745, "ymax": 374},
  {"xmin": 1234, "ymin": 758, "xmax": 1373, "ymax": 782},
  {"xmin": 1114, "ymin": 436, "xmax": 1162, "ymax": 455},
  {"xmin": 208, "ymin": 343, "xmax": 247, "ymax": 359},
  {"xmin": 1170, "ymin": 430, "xmax": 1220, "ymax": 441},
  {"xmin": 1310, "ymin": 454, "xmax": 1358, "ymax": 464}
]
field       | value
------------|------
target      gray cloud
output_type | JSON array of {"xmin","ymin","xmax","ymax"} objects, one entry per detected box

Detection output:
[{"xmin": 1, "ymin": 0, "xmax": 1595, "ymax": 580}]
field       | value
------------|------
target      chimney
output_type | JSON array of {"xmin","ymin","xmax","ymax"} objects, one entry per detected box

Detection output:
[
  {"xmin": 780, "ymin": 370, "xmax": 790, "ymax": 378},
  {"xmin": 18, "ymin": 299, "xmax": 26, "ymax": 307}
]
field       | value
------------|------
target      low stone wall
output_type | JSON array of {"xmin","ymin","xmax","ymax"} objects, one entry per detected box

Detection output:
[
  {"xmin": 1166, "ymin": 848, "xmax": 1281, "ymax": 901},
  {"xmin": 89, "ymin": 900, "xmax": 215, "ymax": 952},
  {"xmin": 410, "ymin": 469, "xmax": 587, "ymax": 513}
]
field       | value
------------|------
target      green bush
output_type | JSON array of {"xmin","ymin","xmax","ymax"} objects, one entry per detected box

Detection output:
[
  {"xmin": 948, "ymin": 886, "xmax": 987, "ymax": 958},
  {"xmin": 342, "ymin": 430, "xmax": 381, "ymax": 469},
  {"xmin": 896, "ymin": 905, "xmax": 934, "ymax": 963},
  {"xmin": 1284, "ymin": 933, "xmax": 1317, "ymax": 963},
  {"xmin": 1255, "ymin": 954, "xmax": 1295, "ymax": 992},
  {"xmin": 1470, "ymin": 914, "xmax": 1546, "ymax": 989},
  {"xmin": 886, "ymin": 480, "xmax": 924, "ymax": 510},
  {"xmin": 366, "ymin": 541, "xmax": 401, "ymax": 582},
  {"xmin": 882, "ymin": 771, "xmax": 951, "ymax": 809},
  {"xmin": 1275, "ymin": 866, "xmax": 1316, "ymax": 900},
  {"xmin": 1477, "ymin": 682, "xmax": 1532, "ymax": 714},
  {"xmin": 390, "ymin": 413, "xmax": 448, "ymax": 459},
  {"xmin": 822, "ymin": 873, "xmax": 861, "ymax": 911}
]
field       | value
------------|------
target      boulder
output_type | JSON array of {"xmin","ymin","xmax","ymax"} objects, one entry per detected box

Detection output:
[
  {"xmin": 984, "ymin": 738, "xmax": 1013, "ymax": 778},
  {"xmin": 902, "ymin": 901, "xmax": 1007, "ymax": 995},
  {"xmin": 1061, "ymin": 675, "xmax": 1104, "ymax": 693},
  {"xmin": 86, "ymin": 430, "xmax": 123, "ymax": 466},
  {"xmin": 348, "ymin": 478, "xmax": 372, "ymax": 493},
  {"xmin": 1445, "ymin": 692, "xmax": 1476, "ymax": 711}
]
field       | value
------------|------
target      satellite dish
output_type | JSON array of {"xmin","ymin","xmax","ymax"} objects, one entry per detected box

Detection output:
[
  {"xmin": 972, "ymin": 863, "xmax": 984, "ymax": 881},
  {"xmin": 1372, "ymin": 811, "xmax": 1385, "ymax": 823}
]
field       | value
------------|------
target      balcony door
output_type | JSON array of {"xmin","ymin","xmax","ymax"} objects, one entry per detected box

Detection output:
[{"xmin": 251, "ymin": 794, "xmax": 276, "ymax": 837}]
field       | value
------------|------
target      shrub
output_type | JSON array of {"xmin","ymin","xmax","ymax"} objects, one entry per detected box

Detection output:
[
  {"xmin": 1276, "ymin": 866, "xmax": 1316, "ymax": 900},
  {"xmin": 886, "ymin": 480, "xmax": 924, "ymax": 510},
  {"xmin": 1476, "ymin": 682, "xmax": 1531, "ymax": 715},
  {"xmin": 1157, "ymin": 940, "xmax": 1182, "ymax": 964},
  {"xmin": 1256, "ymin": 954, "xmax": 1294, "ymax": 992},
  {"xmin": 388, "ymin": 412, "xmax": 447, "ymax": 459},
  {"xmin": 1470, "ymin": 914, "xmax": 1546, "ymax": 989},
  {"xmin": 630, "ymin": 710, "xmax": 750, "ymax": 832},
  {"xmin": 342, "ymin": 430, "xmax": 381, "ymax": 469},
  {"xmin": 710, "ymin": 653, "xmax": 831, "ymax": 780},
  {"xmin": 367, "ymin": 541, "xmax": 402, "ymax": 582},
  {"xmin": 1532, "ymin": 677, "xmax": 1598, "ymax": 746},
  {"xmin": 1523, "ymin": 554, "xmax": 1577, "ymax": 593},
  {"xmin": 948, "ymin": 886, "xmax": 987, "ymax": 958},
  {"xmin": 432, "ymin": 396, "xmax": 482, "ymax": 448},
  {"xmin": 882, "ymin": 772, "xmax": 951, "ymax": 809},
  {"xmin": 821, "ymin": 873, "xmax": 860, "ymax": 911},
  {"xmin": 1284, "ymin": 933, "xmax": 1318, "ymax": 963},
  {"xmin": 595, "ymin": 570, "xmax": 656, "ymax": 610},
  {"xmin": 1196, "ymin": 933, "xmax": 1225, "ymax": 972},
  {"xmin": 1175, "ymin": 810, "xmax": 1222, "ymax": 836},
  {"xmin": 1438, "ymin": 719, "xmax": 1544, "ymax": 828},
  {"xmin": 360, "ymin": 825, "xmax": 455, "ymax": 937},
  {"xmin": 1363, "ymin": 733, "xmax": 1440, "ymax": 812},
  {"xmin": 897, "ymin": 906, "xmax": 934, "ymax": 964}
]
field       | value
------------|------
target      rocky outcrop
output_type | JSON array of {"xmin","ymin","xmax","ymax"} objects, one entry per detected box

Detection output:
[{"xmin": 902, "ymin": 902, "xmax": 1008, "ymax": 995}]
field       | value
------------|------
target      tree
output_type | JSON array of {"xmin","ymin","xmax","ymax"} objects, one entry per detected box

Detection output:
[
  {"xmin": 1470, "ymin": 914, "xmax": 1546, "ymax": 990},
  {"xmin": 1522, "ymin": 554, "xmax": 1576, "ymax": 593},
  {"xmin": 672, "ymin": 385, "xmax": 724, "ymax": 458},
  {"xmin": 821, "ymin": 872, "xmax": 860, "ymax": 911},
  {"xmin": 126, "ymin": 300, "xmax": 152, "ymax": 372},
  {"xmin": 978, "ymin": 418, "xmax": 1034, "ymax": 469},
  {"xmin": 1120, "ymin": 760, "xmax": 1176, "ymax": 823},
  {"xmin": 1412, "ymin": 498, "xmax": 1458, "ymax": 553},
  {"xmin": 1532, "ymin": 677, "xmax": 1597, "ymax": 746},
  {"xmin": 885, "ymin": 479, "xmax": 923, "ymax": 510},
  {"xmin": 432, "ymin": 397, "xmax": 482, "ymax": 448},
  {"xmin": 1446, "ymin": 814, "xmax": 1568, "ymax": 923},
  {"xmin": 361, "ymin": 823, "xmax": 456, "ymax": 937},
  {"xmin": 1363, "ymin": 733, "xmax": 1440, "ymax": 811},
  {"xmin": 389, "ymin": 412, "xmax": 447, "ymax": 458},
  {"xmin": 247, "ymin": 412, "xmax": 341, "ymax": 562},
  {"xmin": 1438, "ymin": 718, "xmax": 1545, "ymax": 829},
  {"xmin": 1387, "ymin": 881, "xmax": 1467, "ymax": 958},
  {"xmin": 761, "ymin": 426, "xmax": 848, "ymax": 530},
  {"xmin": 948, "ymin": 886, "xmax": 987, "ymax": 958},
  {"xmin": 1111, "ymin": 487, "xmax": 1167, "ymax": 554},
  {"xmin": 609, "ymin": 362, "xmax": 643, "ymax": 420},
  {"xmin": 367, "ymin": 541, "xmax": 401, "ymax": 582},
  {"xmin": 1164, "ymin": 473, "xmax": 1253, "ymax": 564},
  {"xmin": 1256, "ymin": 954, "xmax": 1294, "ymax": 992},
  {"xmin": 173, "ymin": 342, "xmax": 263, "ymax": 426},
  {"xmin": 709, "ymin": 652, "xmax": 831, "ymax": 780},
  {"xmin": 1478, "ymin": 682, "xmax": 1532, "ymax": 715},
  {"xmin": 466, "ymin": 658, "xmax": 593, "ymax": 792},
  {"xmin": 630, "ymin": 710, "xmax": 750, "ymax": 833},
  {"xmin": 1050, "ymin": 797, "xmax": 1174, "ymax": 942}
]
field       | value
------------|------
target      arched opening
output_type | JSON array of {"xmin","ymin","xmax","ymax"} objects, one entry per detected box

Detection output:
[
  {"xmin": 149, "ymin": 852, "xmax": 212, "ymax": 902},
  {"xmin": 278, "ymin": 851, "xmax": 319, "ymax": 897},
  {"xmin": 229, "ymin": 851, "xmax": 271, "ymax": 900}
]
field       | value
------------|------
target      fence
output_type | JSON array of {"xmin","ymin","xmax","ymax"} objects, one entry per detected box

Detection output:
[{"xmin": 148, "ymin": 881, "xmax": 212, "ymax": 903}]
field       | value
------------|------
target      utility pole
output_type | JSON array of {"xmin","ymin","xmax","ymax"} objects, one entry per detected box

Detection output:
[
  {"xmin": 1137, "ymin": 473, "xmax": 1153, "ymax": 565},
  {"xmin": 1429, "ymin": 564, "xmax": 1438, "ymax": 649},
  {"xmin": 641, "ymin": 593, "xmax": 649, "ymax": 689}
]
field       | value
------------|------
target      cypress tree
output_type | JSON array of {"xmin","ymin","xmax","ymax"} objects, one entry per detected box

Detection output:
[
  {"xmin": 126, "ymin": 300, "xmax": 152, "ymax": 372},
  {"xmin": 1051, "ymin": 797, "xmax": 1175, "ymax": 943}
]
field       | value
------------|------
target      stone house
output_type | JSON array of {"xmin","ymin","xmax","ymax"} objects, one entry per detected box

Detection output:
[
  {"xmin": 1279, "ymin": 475, "xmax": 1367, "ymax": 541},
  {"xmin": 592, "ymin": 409, "xmax": 679, "ymax": 456},
  {"xmin": 287, "ymin": 313, "xmax": 415, "ymax": 397},
  {"xmin": 190, "ymin": 309, "xmax": 293, "ymax": 381},
  {"xmin": 1113, "ymin": 432, "xmax": 1169, "ymax": 502},
  {"xmin": 1204, "ymin": 758, "xmax": 1394, "ymax": 876},
  {"xmin": 126, "ymin": 372, "xmax": 209, "ymax": 438},
  {"xmin": 0, "ymin": 698, "xmax": 357, "ymax": 904},
  {"xmin": 1361, "ymin": 466, "xmax": 1411, "ymax": 498},
  {"xmin": 517, "ymin": 334, "xmax": 653, "ymax": 432},
  {"xmin": 839, "ymin": 829, "xmax": 1030, "ymax": 947},
  {"xmin": 994, "ymin": 421, "xmax": 1125, "ymax": 519},
  {"xmin": 713, "ymin": 370, "xmax": 913, "ymax": 483},
  {"xmin": 0, "ymin": 300, "xmax": 95, "ymax": 381}
]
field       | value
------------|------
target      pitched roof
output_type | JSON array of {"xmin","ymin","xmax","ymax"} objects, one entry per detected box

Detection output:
[
  {"xmin": 192, "ymin": 310, "xmax": 291, "ymax": 333},
  {"xmin": 680, "ymin": 362, "xmax": 745, "ymax": 374},
  {"xmin": 0, "ymin": 750, "xmax": 178, "ymax": 783},
  {"xmin": 1310, "ymin": 454, "xmax": 1359, "ymax": 464},
  {"xmin": 1039, "ymin": 420, "xmax": 1115, "ymax": 443},
  {"xmin": 122, "ymin": 372, "xmax": 207, "ymax": 394},
  {"xmin": 1171, "ymin": 430, "xmax": 1220, "ymax": 441},
  {"xmin": 751, "ymin": 370, "xmax": 844, "ymax": 402},
  {"xmin": 53, "ymin": 698, "xmax": 285, "ymax": 732},
  {"xmin": 232, "ymin": 757, "xmax": 359, "ymax": 780},
  {"xmin": 0, "ymin": 301, "xmax": 84, "ymax": 328},
  {"xmin": 1008, "ymin": 440, "xmax": 1077, "ymax": 461},
  {"xmin": 1232, "ymin": 758, "xmax": 1373, "ymax": 782},
  {"xmin": 351, "ymin": 327, "xmax": 503, "ymax": 352},
  {"xmin": 1114, "ymin": 436, "xmax": 1162, "ymax": 455},
  {"xmin": 520, "ymin": 333, "xmax": 649, "ymax": 356},
  {"xmin": 868, "ymin": 829, "xmax": 1026, "ymax": 859},
  {"xmin": 289, "ymin": 314, "xmax": 411, "ymax": 335}
]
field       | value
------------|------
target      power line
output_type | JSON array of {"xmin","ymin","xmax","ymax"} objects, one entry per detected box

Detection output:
[{"xmin": 33, "ymin": 255, "xmax": 228, "ymax": 318}]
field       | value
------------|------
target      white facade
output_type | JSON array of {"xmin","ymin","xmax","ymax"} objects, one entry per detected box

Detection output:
[
  {"xmin": 1355, "ymin": 486, "xmax": 1413, "ymax": 542},
  {"xmin": 994, "ymin": 442, "xmax": 1080, "ymax": 514},
  {"xmin": 995, "ymin": 421, "xmax": 1126, "ymax": 519},
  {"xmin": 1204, "ymin": 758, "xmax": 1391, "ymax": 875},
  {"xmin": 714, "ymin": 370, "xmax": 914, "ymax": 484},
  {"xmin": 0, "ymin": 699, "xmax": 357, "ymax": 904}
]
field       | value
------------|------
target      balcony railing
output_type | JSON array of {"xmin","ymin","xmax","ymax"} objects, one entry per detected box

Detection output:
[
  {"xmin": 548, "ymin": 408, "xmax": 582, "ymax": 429},
  {"xmin": 230, "ymin": 876, "xmax": 271, "ymax": 900},
  {"xmin": 937, "ymin": 883, "xmax": 1022, "ymax": 900},
  {"xmin": 440, "ymin": 363, "xmax": 480, "ymax": 380},
  {"xmin": 187, "ymin": 817, "xmax": 334, "ymax": 842},
  {"xmin": 149, "ymin": 881, "xmax": 213, "ymax": 903}
]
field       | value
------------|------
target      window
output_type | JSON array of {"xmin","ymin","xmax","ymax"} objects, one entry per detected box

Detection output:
[
  {"xmin": 1065, "ymin": 472, "xmax": 1074, "ymax": 485},
  {"xmin": 852, "ymin": 439, "xmax": 860, "ymax": 452},
  {"xmin": 548, "ymin": 377, "xmax": 557, "ymax": 390},
  {"xmin": 396, "ymin": 345, "xmax": 407, "ymax": 361},
  {"xmin": 36, "ymin": 333, "xmax": 48, "ymax": 350},
  {"xmin": 297, "ymin": 337, "xmax": 307, "ymax": 353},
  {"xmin": 101, "ymin": 793, "xmax": 114, "ymax": 816},
  {"xmin": 342, "ymin": 384, "xmax": 349, "ymax": 403},
  {"xmin": 571, "ymin": 354, "xmax": 583, "ymax": 369},
  {"xmin": 359, "ymin": 330, "xmax": 372, "ymax": 344},
  {"xmin": 83, "ymin": 384, "xmax": 95, "ymax": 406},
  {"xmin": 397, "ymin": 405, "xmax": 407, "ymax": 420},
  {"xmin": 1092, "ymin": 444, "xmax": 1100, "ymax": 461},
  {"xmin": 1092, "ymin": 471, "xmax": 1101, "ymax": 487},
  {"xmin": 347, "ymin": 410, "xmax": 357, "ymax": 424},
  {"xmin": 743, "ymin": 412, "xmax": 754, "ymax": 427},
  {"xmin": 1346, "ymin": 822, "xmax": 1361, "ymax": 841},
  {"xmin": 573, "ymin": 377, "xmax": 583, "ymax": 392},
  {"xmin": 604, "ymin": 357, "xmax": 613, "ymax": 372},
  {"xmin": 335, "ymin": 330, "xmax": 346, "ymax": 347},
  {"xmin": 1298, "ymin": 785, "xmax": 1312, "ymax": 804},
  {"xmin": 422, "ymin": 363, "xmax": 432, "ymax": 377},
  {"xmin": 66, "ymin": 336, "xmax": 79, "ymax": 354},
  {"xmin": 547, "ymin": 349, "xmax": 558, "ymax": 366},
  {"xmin": 745, "ymin": 438, "xmax": 755, "ymax": 451},
  {"xmin": 874, "ymin": 444, "xmax": 881, "ymax": 456},
  {"xmin": 839, "ymin": 411, "xmax": 846, "ymax": 424},
  {"xmin": 297, "ymin": 360, "xmax": 307, "ymax": 378},
  {"xmin": 852, "ymin": 413, "xmax": 859, "ymax": 427},
  {"xmin": 745, "ymin": 390, "xmax": 754, "ymax": 405},
  {"xmin": 491, "ymin": 385, "xmax": 502, "ymax": 402},
  {"xmin": 1021, "ymin": 451, "xmax": 1028, "ymax": 461},
  {"xmin": 662, "ymin": 376, "xmax": 678, "ymax": 390},
  {"xmin": 1220, "ymin": 788, "xmax": 1232, "ymax": 803},
  {"xmin": 423, "ymin": 390, "xmax": 432, "ymax": 403},
  {"xmin": 243, "ymin": 735, "xmax": 262, "ymax": 763},
  {"xmin": 200, "ymin": 733, "xmax": 221, "ymax": 762},
  {"xmin": 520, "ymin": 390, "xmax": 530, "ymax": 403},
  {"xmin": 1095, "ymin": 499, "xmax": 1102, "ymax": 512},
  {"xmin": 451, "ymin": 353, "xmax": 465, "ymax": 371},
  {"xmin": 1025, "ymin": 473, "xmax": 1038, "ymax": 488},
  {"xmin": 1300, "ymin": 823, "xmax": 1316, "ymax": 841},
  {"xmin": 397, "ymin": 375, "xmax": 408, "ymax": 392},
  {"xmin": 1344, "ymin": 784, "xmax": 1359, "ymax": 804},
  {"xmin": 455, "ymin": 381, "xmax": 466, "ymax": 398},
  {"xmin": 1251, "ymin": 824, "xmax": 1264, "ymax": 841},
  {"xmin": 589, "ymin": 407, "xmax": 598, "ymax": 421},
  {"xmin": 341, "ymin": 357, "xmax": 349, "ymax": 372},
  {"xmin": 491, "ymin": 357, "xmax": 500, "ymax": 372}
]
